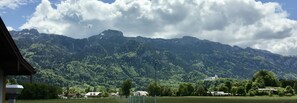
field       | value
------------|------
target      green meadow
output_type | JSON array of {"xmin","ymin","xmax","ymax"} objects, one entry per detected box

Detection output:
[{"xmin": 17, "ymin": 96, "xmax": 297, "ymax": 103}]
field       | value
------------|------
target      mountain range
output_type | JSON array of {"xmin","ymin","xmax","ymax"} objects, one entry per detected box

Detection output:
[{"xmin": 10, "ymin": 29, "xmax": 297, "ymax": 88}]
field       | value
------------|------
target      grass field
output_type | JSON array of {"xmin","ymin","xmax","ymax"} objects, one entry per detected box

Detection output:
[{"xmin": 17, "ymin": 96, "xmax": 297, "ymax": 103}]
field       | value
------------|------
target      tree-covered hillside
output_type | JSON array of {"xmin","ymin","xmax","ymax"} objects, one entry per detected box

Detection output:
[{"xmin": 10, "ymin": 29, "xmax": 297, "ymax": 88}]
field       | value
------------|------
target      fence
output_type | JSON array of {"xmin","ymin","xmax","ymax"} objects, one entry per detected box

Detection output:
[{"xmin": 128, "ymin": 96, "xmax": 156, "ymax": 103}]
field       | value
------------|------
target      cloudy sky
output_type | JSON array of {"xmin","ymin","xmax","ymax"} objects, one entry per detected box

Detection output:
[{"xmin": 1, "ymin": 0, "xmax": 297, "ymax": 56}]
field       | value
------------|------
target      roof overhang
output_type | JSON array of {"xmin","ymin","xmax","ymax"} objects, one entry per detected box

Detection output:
[{"xmin": 0, "ymin": 17, "xmax": 36, "ymax": 75}]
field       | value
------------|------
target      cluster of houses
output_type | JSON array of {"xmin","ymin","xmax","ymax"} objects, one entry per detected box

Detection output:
[
  {"xmin": 204, "ymin": 75, "xmax": 278, "ymax": 96},
  {"xmin": 54, "ymin": 73, "xmax": 282, "ymax": 98},
  {"xmin": 204, "ymin": 75, "xmax": 230, "ymax": 96},
  {"xmin": 63, "ymin": 91, "xmax": 149, "ymax": 99},
  {"xmin": 63, "ymin": 92, "xmax": 106, "ymax": 99}
]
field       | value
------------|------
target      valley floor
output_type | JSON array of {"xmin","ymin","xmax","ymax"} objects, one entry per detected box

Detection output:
[{"xmin": 17, "ymin": 96, "xmax": 297, "ymax": 103}]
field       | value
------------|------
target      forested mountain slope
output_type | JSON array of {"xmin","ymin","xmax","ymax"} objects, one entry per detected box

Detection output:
[{"xmin": 10, "ymin": 29, "xmax": 297, "ymax": 88}]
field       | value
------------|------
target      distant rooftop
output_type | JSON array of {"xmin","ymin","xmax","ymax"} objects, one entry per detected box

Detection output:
[{"xmin": 203, "ymin": 75, "xmax": 218, "ymax": 81}]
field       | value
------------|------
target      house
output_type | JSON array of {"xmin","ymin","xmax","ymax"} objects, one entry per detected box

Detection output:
[
  {"xmin": 110, "ymin": 92, "xmax": 119, "ymax": 96},
  {"xmin": 204, "ymin": 75, "xmax": 218, "ymax": 81},
  {"xmin": 133, "ymin": 91, "xmax": 148, "ymax": 96},
  {"xmin": 208, "ymin": 91, "xmax": 231, "ymax": 96},
  {"xmin": 258, "ymin": 88, "xmax": 277, "ymax": 92},
  {"xmin": 0, "ymin": 17, "xmax": 36, "ymax": 103},
  {"xmin": 85, "ymin": 92, "xmax": 102, "ymax": 97},
  {"xmin": 258, "ymin": 88, "xmax": 277, "ymax": 94}
]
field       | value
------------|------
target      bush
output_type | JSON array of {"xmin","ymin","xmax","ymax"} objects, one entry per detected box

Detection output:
[
  {"xmin": 231, "ymin": 87, "xmax": 237, "ymax": 96},
  {"xmin": 236, "ymin": 86, "xmax": 246, "ymax": 96},
  {"xmin": 178, "ymin": 83, "xmax": 194, "ymax": 96},
  {"xmin": 255, "ymin": 91, "xmax": 269, "ymax": 96},
  {"xmin": 19, "ymin": 83, "xmax": 62, "ymax": 99},
  {"xmin": 102, "ymin": 92, "xmax": 109, "ymax": 97},
  {"xmin": 278, "ymin": 89, "xmax": 285, "ymax": 97},
  {"xmin": 269, "ymin": 92, "xmax": 273, "ymax": 97},
  {"xmin": 285, "ymin": 93, "xmax": 293, "ymax": 96},
  {"xmin": 247, "ymin": 90, "xmax": 255, "ymax": 96},
  {"xmin": 285, "ymin": 85, "xmax": 294, "ymax": 96}
]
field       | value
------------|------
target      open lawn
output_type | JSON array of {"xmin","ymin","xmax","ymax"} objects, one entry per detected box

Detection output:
[
  {"xmin": 17, "ymin": 96, "xmax": 297, "ymax": 103},
  {"xmin": 18, "ymin": 98, "xmax": 128, "ymax": 103}
]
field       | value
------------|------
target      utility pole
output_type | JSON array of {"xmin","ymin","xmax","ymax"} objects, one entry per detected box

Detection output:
[{"xmin": 154, "ymin": 61, "xmax": 157, "ymax": 103}]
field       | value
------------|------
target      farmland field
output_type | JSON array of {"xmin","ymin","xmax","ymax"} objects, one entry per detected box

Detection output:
[{"xmin": 17, "ymin": 96, "xmax": 297, "ymax": 103}]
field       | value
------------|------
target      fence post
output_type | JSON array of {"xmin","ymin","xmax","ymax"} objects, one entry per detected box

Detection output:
[{"xmin": 143, "ymin": 96, "xmax": 145, "ymax": 103}]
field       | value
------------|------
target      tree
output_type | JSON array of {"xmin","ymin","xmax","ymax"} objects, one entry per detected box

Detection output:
[
  {"xmin": 245, "ymin": 81, "xmax": 253, "ymax": 92},
  {"xmin": 285, "ymin": 85, "xmax": 294, "ymax": 95},
  {"xmin": 218, "ymin": 85, "xmax": 228, "ymax": 93},
  {"xmin": 251, "ymin": 82, "xmax": 259, "ymax": 90},
  {"xmin": 224, "ymin": 81, "xmax": 232, "ymax": 93},
  {"xmin": 278, "ymin": 88, "xmax": 285, "ymax": 96},
  {"xmin": 178, "ymin": 84, "xmax": 187, "ymax": 96},
  {"xmin": 178, "ymin": 83, "xmax": 194, "ymax": 96},
  {"xmin": 231, "ymin": 87, "xmax": 237, "ymax": 96},
  {"xmin": 65, "ymin": 86, "xmax": 70, "ymax": 98},
  {"xmin": 247, "ymin": 90, "xmax": 256, "ymax": 96},
  {"xmin": 147, "ymin": 82, "xmax": 161, "ymax": 96},
  {"xmin": 85, "ymin": 87, "xmax": 91, "ymax": 93},
  {"xmin": 187, "ymin": 84, "xmax": 194, "ymax": 96},
  {"xmin": 294, "ymin": 82, "xmax": 297, "ymax": 94},
  {"xmin": 160, "ymin": 86, "xmax": 172, "ymax": 96},
  {"xmin": 102, "ymin": 92, "xmax": 109, "ymax": 97},
  {"xmin": 252, "ymin": 70, "xmax": 279, "ymax": 87},
  {"xmin": 237, "ymin": 86, "xmax": 246, "ymax": 96},
  {"xmin": 194, "ymin": 85, "xmax": 206, "ymax": 96},
  {"xmin": 254, "ymin": 78, "xmax": 265, "ymax": 88},
  {"xmin": 279, "ymin": 79, "xmax": 296, "ymax": 88},
  {"xmin": 93, "ymin": 87, "xmax": 97, "ymax": 92},
  {"xmin": 121, "ymin": 80, "xmax": 132, "ymax": 98},
  {"xmin": 148, "ymin": 82, "xmax": 155, "ymax": 96}
]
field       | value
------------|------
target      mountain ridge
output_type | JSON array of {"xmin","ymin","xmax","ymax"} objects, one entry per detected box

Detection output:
[{"xmin": 9, "ymin": 29, "xmax": 297, "ymax": 88}]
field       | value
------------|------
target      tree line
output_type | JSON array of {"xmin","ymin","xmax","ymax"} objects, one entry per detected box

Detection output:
[
  {"xmin": 16, "ymin": 70, "xmax": 297, "ymax": 99},
  {"xmin": 121, "ymin": 70, "xmax": 297, "ymax": 97}
]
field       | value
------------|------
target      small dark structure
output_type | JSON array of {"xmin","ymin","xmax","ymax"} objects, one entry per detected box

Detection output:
[{"xmin": 0, "ymin": 17, "xmax": 36, "ymax": 102}]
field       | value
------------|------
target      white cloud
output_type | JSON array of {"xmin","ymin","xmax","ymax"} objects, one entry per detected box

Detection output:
[
  {"xmin": 21, "ymin": 0, "xmax": 297, "ymax": 55},
  {"xmin": 6, "ymin": 26, "xmax": 14, "ymax": 31},
  {"xmin": 0, "ymin": 0, "xmax": 33, "ymax": 9}
]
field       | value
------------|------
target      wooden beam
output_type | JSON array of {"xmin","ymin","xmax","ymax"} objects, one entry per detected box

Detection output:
[
  {"xmin": 17, "ymin": 60, "xmax": 20, "ymax": 72},
  {"xmin": 30, "ymin": 75, "xmax": 33, "ymax": 83}
]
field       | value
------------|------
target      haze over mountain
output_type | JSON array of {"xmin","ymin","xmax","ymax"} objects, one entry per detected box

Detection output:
[{"xmin": 10, "ymin": 29, "xmax": 297, "ymax": 88}]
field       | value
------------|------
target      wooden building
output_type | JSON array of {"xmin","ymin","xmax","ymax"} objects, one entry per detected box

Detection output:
[{"xmin": 0, "ymin": 17, "xmax": 36, "ymax": 102}]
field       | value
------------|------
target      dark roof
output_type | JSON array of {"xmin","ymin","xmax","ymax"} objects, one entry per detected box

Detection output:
[{"xmin": 0, "ymin": 17, "xmax": 36, "ymax": 75}]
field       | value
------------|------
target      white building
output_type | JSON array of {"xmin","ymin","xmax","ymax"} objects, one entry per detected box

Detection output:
[
  {"xmin": 133, "ymin": 91, "xmax": 148, "ymax": 96},
  {"xmin": 85, "ymin": 92, "xmax": 102, "ymax": 97},
  {"xmin": 204, "ymin": 75, "xmax": 218, "ymax": 81},
  {"xmin": 258, "ymin": 88, "xmax": 277, "ymax": 92},
  {"xmin": 110, "ymin": 92, "xmax": 119, "ymax": 96},
  {"xmin": 208, "ymin": 91, "xmax": 231, "ymax": 96}
]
